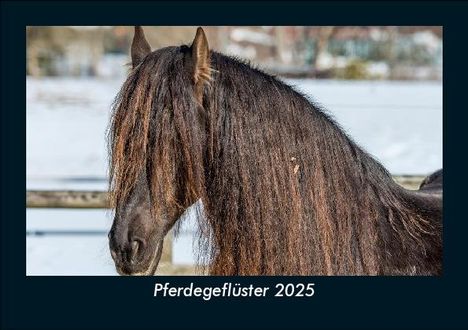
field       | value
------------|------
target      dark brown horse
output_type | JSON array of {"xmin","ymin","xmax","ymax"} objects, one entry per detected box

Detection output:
[{"xmin": 108, "ymin": 26, "xmax": 442, "ymax": 276}]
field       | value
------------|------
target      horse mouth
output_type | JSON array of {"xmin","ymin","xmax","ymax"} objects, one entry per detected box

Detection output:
[{"xmin": 116, "ymin": 240, "xmax": 163, "ymax": 276}]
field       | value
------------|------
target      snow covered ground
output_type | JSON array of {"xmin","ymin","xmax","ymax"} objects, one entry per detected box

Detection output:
[{"xmin": 26, "ymin": 77, "xmax": 442, "ymax": 275}]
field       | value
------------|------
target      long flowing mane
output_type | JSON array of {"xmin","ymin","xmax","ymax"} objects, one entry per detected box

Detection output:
[{"xmin": 109, "ymin": 46, "xmax": 442, "ymax": 275}]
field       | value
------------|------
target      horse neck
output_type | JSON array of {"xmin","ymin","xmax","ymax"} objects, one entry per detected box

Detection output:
[{"xmin": 200, "ymin": 62, "xmax": 441, "ymax": 275}]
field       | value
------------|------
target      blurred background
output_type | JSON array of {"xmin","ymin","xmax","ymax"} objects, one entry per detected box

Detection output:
[{"xmin": 26, "ymin": 26, "xmax": 442, "ymax": 275}]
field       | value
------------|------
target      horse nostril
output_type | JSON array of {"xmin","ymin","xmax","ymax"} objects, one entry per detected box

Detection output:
[
  {"xmin": 130, "ymin": 240, "xmax": 140, "ymax": 263},
  {"xmin": 110, "ymin": 249, "xmax": 117, "ymax": 261}
]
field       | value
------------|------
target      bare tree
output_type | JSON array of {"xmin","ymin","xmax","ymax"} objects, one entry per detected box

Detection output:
[{"xmin": 313, "ymin": 26, "xmax": 335, "ymax": 71}]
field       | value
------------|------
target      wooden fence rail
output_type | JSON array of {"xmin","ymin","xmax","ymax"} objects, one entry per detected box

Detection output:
[{"xmin": 26, "ymin": 175, "xmax": 425, "ymax": 209}]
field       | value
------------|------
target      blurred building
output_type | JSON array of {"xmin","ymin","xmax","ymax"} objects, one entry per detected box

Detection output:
[{"xmin": 27, "ymin": 26, "xmax": 442, "ymax": 80}]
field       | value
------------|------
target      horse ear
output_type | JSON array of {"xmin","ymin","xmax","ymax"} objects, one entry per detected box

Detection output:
[
  {"xmin": 191, "ymin": 27, "xmax": 211, "ymax": 101},
  {"xmin": 131, "ymin": 26, "xmax": 151, "ymax": 68}
]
